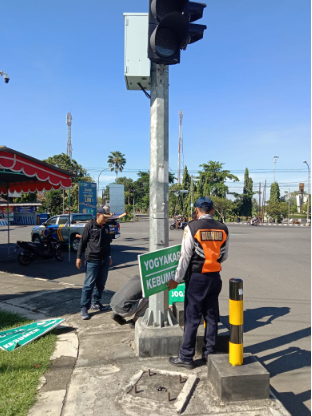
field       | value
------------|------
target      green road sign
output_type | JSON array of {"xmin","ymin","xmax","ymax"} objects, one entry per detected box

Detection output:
[
  {"xmin": 0, "ymin": 318, "xmax": 65, "ymax": 352},
  {"xmin": 138, "ymin": 244, "xmax": 181, "ymax": 298},
  {"xmin": 169, "ymin": 282, "xmax": 185, "ymax": 305}
]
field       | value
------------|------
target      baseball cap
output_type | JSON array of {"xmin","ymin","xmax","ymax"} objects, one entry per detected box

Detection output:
[
  {"xmin": 194, "ymin": 197, "xmax": 214, "ymax": 209},
  {"xmin": 97, "ymin": 206, "xmax": 110, "ymax": 216}
]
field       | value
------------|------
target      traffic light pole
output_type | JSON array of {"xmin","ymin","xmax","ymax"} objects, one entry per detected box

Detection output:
[{"xmin": 143, "ymin": 62, "xmax": 175, "ymax": 327}]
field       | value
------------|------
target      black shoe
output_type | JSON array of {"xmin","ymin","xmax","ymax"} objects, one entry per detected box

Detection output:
[
  {"xmin": 111, "ymin": 312, "xmax": 127, "ymax": 325},
  {"xmin": 202, "ymin": 352, "xmax": 215, "ymax": 365},
  {"xmin": 169, "ymin": 356, "xmax": 194, "ymax": 369},
  {"xmin": 81, "ymin": 307, "xmax": 90, "ymax": 320},
  {"xmin": 90, "ymin": 302, "xmax": 111, "ymax": 311},
  {"xmin": 127, "ymin": 319, "xmax": 135, "ymax": 329}
]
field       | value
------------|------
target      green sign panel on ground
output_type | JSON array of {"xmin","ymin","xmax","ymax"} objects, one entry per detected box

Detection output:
[
  {"xmin": 138, "ymin": 245, "xmax": 181, "ymax": 298},
  {"xmin": 0, "ymin": 318, "xmax": 65, "ymax": 352}
]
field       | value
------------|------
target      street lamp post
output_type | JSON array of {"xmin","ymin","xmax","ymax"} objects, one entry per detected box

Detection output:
[
  {"xmin": 303, "ymin": 161, "xmax": 310, "ymax": 225},
  {"xmin": 97, "ymin": 168, "xmax": 110, "ymax": 205}
]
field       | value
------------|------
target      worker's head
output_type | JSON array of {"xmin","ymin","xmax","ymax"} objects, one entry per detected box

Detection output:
[
  {"xmin": 194, "ymin": 197, "xmax": 214, "ymax": 218},
  {"xmin": 96, "ymin": 206, "xmax": 110, "ymax": 225}
]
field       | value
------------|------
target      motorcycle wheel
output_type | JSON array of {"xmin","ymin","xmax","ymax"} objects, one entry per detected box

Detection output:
[
  {"xmin": 169, "ymin": 225, "xmax": 175, "ymax": 230},
  {"xmin": 55, "ymin": 249, "xmax": 64, "ymax": 262},
  {"xmin": 18, "ymin": 253, "xmax": 32, "ymax": 266}
]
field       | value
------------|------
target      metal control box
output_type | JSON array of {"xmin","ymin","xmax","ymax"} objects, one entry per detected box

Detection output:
[{"xmin": 124, "ymin": 13, "xmax": 150, "ymax": 91}]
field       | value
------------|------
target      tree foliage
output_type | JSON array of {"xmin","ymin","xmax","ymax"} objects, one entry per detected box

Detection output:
[
  {"xmin": 240, "ymin": 168, "xmax": 253, "ymax": 217},
  {"xmin": 44, "ymin": 154, "xmax": 92, "ymax": 184},
  {"xmin": 38, "ymin": 154, "xmax": 93, "ymax": 214},
  {"xmin": 270, "ymin": 182, "xmax": 281, "ymax": 203},
  {"xmin": 107, "ymin": 151, "xmax": 126, "ymax": 181},
  {"xmin": 197, "ymin": 161, "xmax": 239, "ymax": 198},
  {"xmin": 266, "ymin": 201, "xmax": 288, "ymax": 222},
  {"xmin": 211, "ymin": 196, "xmax": 236, "ymax": 222}
]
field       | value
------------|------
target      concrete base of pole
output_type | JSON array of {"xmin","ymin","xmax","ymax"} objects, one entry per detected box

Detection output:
[
  {"xmin": 172, "ymin": 302, "xmax": 230, "ymax": 353},
  {"xmin": 208, "ymin": 353, "xmax": 270, "ymax": 402},
  {"xmin": 135, "ymin": 317, "xmax": 183, "ymax": 358},
  {"xmin": 196, "ymin": 323, "xmax": 229, "ymax": 354}
]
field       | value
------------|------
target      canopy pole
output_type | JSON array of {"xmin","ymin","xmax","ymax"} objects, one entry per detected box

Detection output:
[
  {"xmin": 68, "ymin": 188, "xmax": 71, "ymax": 263},
  {"xmin": 7, "ymin": 184, "xmax": 10, "ymax": 257}
]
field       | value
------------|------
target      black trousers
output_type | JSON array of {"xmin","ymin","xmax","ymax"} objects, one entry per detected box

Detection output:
[{"xmin": 179, "ymin": 272, "xmax": 222, "ymax": 362}]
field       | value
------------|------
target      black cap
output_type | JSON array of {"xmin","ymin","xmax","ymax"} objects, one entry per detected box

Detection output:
[
  {"xmin": 194, "ymin": 197, "xmax": 213, "ymax": 209},
  {"xmin": 97, "ymin": 206, "xmax": 110, "ymax": 216}
]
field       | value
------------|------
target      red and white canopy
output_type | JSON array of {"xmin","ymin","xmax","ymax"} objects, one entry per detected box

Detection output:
[{"xmin": 0, "ymin": 146, "xmax": 72, "ymax": 194}]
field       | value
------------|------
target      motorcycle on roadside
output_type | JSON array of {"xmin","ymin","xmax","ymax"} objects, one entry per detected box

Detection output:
[
  {"xmin": 170, "ymin": 217, "xmax": 188, "ymax": 230},
  {"xmin": 248, "ymin": 217, "xmax": 260, "ymax": 226},
  {"xmin": 14, "ymin": 228, "xmax": 64, "ymax": 266}
]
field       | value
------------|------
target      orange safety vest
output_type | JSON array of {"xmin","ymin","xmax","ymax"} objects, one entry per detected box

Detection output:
[{"xmin": 188, "ymin": 218, "xmax": 229, "ymax": 274}]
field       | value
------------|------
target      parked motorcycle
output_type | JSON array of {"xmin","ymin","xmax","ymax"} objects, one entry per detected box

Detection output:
[{"xmin": 14, "ymin": 229, "xmax": 64, "ymax": 266}]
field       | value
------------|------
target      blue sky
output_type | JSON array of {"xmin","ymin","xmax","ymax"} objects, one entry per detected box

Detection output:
[{"xmin": 0, "ymin": 0, "xmax": 310, "ymax": 199}]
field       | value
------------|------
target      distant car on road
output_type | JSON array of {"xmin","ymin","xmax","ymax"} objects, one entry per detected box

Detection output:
[{"xmin": 31, "ymin": 213, "xmax": 120, "ymax": 251}]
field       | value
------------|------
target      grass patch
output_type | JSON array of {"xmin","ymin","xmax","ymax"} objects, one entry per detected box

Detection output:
[{"xmin": 0, "ymin": 311, "xmax": 57, "ymax": 416}]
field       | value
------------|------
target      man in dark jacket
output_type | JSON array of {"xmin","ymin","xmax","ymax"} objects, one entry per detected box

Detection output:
[{"xmin": 76, "ymin": 207, "xmax": 113, "ymax": 320}]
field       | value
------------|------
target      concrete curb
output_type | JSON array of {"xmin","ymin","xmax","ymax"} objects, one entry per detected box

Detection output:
[
  {"xmin": 27, "ymin": 322, "xmax": 79, "ymax": 416},
  {"xmin": 0, "ymin": 296, "xmax": 79, "ymax": 416}
]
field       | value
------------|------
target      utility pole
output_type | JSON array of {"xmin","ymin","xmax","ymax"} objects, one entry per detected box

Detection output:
[
  {"xmin": 258, "ymin": 182, "xmax": 261, "ymax": 220},
  {"xmin": 273, "ymin": 156, "xmax": 279, "ymax": 182},
  {"xmin": 303, "ymin": 161, "xmax": 310, "ymax": 225},
  {"xmin": 143, "ymin": 62, "xmax": 171, "ymax": 327},
  {"xmin": 177, "ymin": 111, "xmax": 183, "ymax": 185},
  {"xmin": 262, "ymin": 180, "xmax": 266, "ymax": 222},
  {"xmin": 288, "ymin": 191, "xmax": 291, "ymax": 225}
]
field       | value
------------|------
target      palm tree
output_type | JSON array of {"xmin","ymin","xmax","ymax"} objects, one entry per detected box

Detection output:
[{"xmin": 107, "ymin": 151, "xmax": 127, "ymax": 182}]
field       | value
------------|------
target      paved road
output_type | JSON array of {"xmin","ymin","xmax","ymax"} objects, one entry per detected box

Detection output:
[{"xmin": 0, "ymin": 220, "xmax": 310, "ymax": 415}]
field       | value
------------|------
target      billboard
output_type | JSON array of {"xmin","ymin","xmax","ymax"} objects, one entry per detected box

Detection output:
[
  {"xmin": 109, "ymin": 184, "xmax": 125, "ymax": 214},
  {"xmin": 78, "ymin": 182, "xmax": 97, "ymax": 216}
]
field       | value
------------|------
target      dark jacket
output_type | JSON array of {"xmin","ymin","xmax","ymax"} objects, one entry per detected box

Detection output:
[
  {"xmin": 77, "ymin": 219, "xmax": 111, "ymax": 262},
  {"xmin": 110, "ymin": 274, "xmax": 142, "ymax": 314}
]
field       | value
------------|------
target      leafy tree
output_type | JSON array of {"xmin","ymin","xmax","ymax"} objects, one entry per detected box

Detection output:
[
  {"xmin": 240, "ymin": 168, "xmax": 253, "ymax": 217},
  {"xmin": 252, "ymin": 198, "xmax": 259, "ymax": 216},
  {"xmin": 37, "ymin": 190, "xmax": 63, "ymax": 216},
  {"xmin": 270, "ymin": 182, "xmax": 280, "ymax": 203},
  {"xmin": 13, "ymin": 192, "xmax": 38, "ymax": 203},
  {"xmin": 181, "ymin": 166, "xmax": 191, "ymax": 215},
  {"xmin": 182, "ymin": 166, "xmax": 191, "ymax": 190},
  {"xmin": 38, "ymin": 154, "xmax": 93, "ymax": 214},
  {"xmin": 116, "ymin": 177, "xmax": 134, "ymax": 205},
  {"xmin": 266, "ymin": 201, "xmax": 287, "ymax": 222},
  {"xmin": 283, "ymin": 191, "xmax": 299, "ymax": 214},
  {"xmin": 44, "ymin": 154, "xmax": 92, "ymax": 184},
  {"xmin": 211, "ymin": 196, "xmax": 235, "ymax": 222},
  {"xmin": 107, "ymin": 151, "xmax": 126, "ymax": 181},
  {"xmin": 197, "ymin": 161, "xmax": 239, "ymax": 198}
]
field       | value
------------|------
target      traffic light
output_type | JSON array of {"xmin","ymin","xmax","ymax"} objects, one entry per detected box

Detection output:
[{"xmin": 148, "ymin": 0, "xmax": 207, "ymax": 65}]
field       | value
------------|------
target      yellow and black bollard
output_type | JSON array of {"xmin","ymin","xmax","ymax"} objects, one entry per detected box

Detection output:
[{"xmin": 229, "ymin": 278, "xmax": 243, "ymax": 366}]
